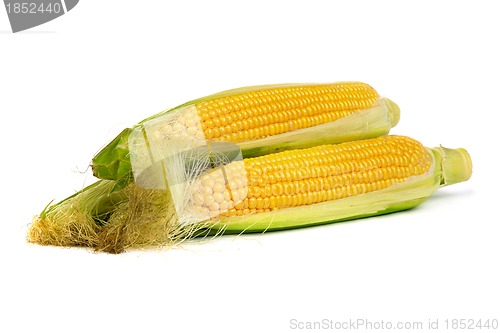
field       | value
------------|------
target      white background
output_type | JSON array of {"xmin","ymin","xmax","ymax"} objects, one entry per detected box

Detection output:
[{"xmin": 1, "ymin": 1, "xmax": 498, "ymax": 332}]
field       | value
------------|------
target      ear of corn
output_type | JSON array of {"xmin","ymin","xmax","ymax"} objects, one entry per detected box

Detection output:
[
  {"xmin": 92, "ymin": 82, "xmax": 400, "ymax": 189},
  {"xmin": 28, "ymin": 134, "xmax": 472, "ymax": 253},
  {"xmin": 205, "ymin": 138, "xmax": 471, "ymax": 233},
  {"xmin": 133, "ymin": 135, "xmax": 472, "ymax": 233}
]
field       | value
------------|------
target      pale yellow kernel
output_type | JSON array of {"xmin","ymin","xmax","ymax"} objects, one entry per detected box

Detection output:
[
  {"xmin": 213, "ymin": 182, "xmax": 226, "ymax": 193},
  {"xmin": 196, "ymin": 206, "xmax": 210, "ymax": 216},
  {"xmin": 204, "ymin": 195, "xmax": 215, "ymax": 207},
  {"xmin": 231, "ymin": 190, "xmax": 240, "ymax": 202},
  {"xmin": 228, "ymin": 180, "xmax": 238, "ymax": 190},
  {"xmin": 201, "ymin": 176, "xmax": 216, "ymax": 188},
  {"xmin": 235, "ymin": 178, "xmax": 246, "ymax": 189},
  {"xmin": 200, "ymin": 185, "xmax": 213, "ymax": 196},
  {"xmin": 213, "ymin": 192, "xmax": 225, "ymax": 204},
  {"xmin": 238, "ymin": 188, "xmax": 248, "ymax": 200},
  {"xmin": 209, "ymin": 202, "xmax": 220, "ymax": 211}
]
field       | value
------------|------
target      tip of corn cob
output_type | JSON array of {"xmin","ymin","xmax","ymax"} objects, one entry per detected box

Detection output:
[
  {"xmin": 382, "ymin": 97, "xmax": 400, "ymax": 127},
  {"xmin": 436, "ymin": 146, "xmax": 473, "ymax": 186}
]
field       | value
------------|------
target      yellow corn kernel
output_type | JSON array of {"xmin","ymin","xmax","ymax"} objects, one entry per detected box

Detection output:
[{"xmin": 189, "ymin": 135, "xmax": 432, "ymax": 218}]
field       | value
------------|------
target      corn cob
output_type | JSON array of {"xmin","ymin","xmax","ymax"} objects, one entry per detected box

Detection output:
[
  {"xmin": 141, "ymin": 135, "xmax": 472, "ymax": 234},
  {"xmin": 92, "ymin": 82, "xmax": 400, "ymax": 189}
]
